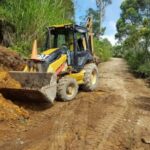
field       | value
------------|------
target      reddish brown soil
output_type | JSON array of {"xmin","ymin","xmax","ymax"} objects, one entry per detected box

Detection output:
[
  {"xmin": 0, "ymin": 72, "xmax": 21, "ymax": 89},
  {"xmin": 0, "ymin": 94, "xmax": 29, "ymax": 121},
  {"xmin": 0, "ymin": 58, "xmax": 150, "ymax": 150},
  {"xmin": 0, "ymin": 46, "xmax": 25, "ymax": 71},
  {"xmin": 0, "ymin": 47, "xmax": 28, "ymax": 121}
]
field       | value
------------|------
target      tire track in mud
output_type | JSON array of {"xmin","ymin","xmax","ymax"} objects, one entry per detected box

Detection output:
[
  {"xmin": 21, "ymin": 96, "xmax": 91, "ymax": 150},
  {"xmin": 24, "ymin": 101, "xmax": 84, "ymax": 150},
  {"xmin": 97, "ymin": 103, "xmax": 139, "ymax": 150},
  {"xmin": 130, "ymin": 97, "xmax": 150, "ymax": 150},
  {"xmin": 0, "ymin": 101, "xmax": 77, "ymax": 150},
  {"xmin": 84, "ymin": 96, "xmax": 125, "ymax": 150},
  {"xmin": 1, "ymin": 92, "xmax": 132, "ymax": 150}
]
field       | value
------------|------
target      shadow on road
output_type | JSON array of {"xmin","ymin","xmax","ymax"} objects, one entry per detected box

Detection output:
[{"xmin": 135, "ymin": 96, "xmax": 150, "ymax": 112}]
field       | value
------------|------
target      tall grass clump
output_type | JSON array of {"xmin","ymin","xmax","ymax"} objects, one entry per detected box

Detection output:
[{"xmin": 0, "ymin": 0, "xmax": 74, "ymax": 55}]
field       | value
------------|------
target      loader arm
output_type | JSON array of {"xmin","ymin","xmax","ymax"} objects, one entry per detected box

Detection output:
[{"xmin": 86, "ymin": 16, "xmax": 94, "ymax": 54}]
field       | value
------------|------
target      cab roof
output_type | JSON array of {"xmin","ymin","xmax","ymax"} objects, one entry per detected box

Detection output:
[{"xmin": 48, "ymin": 24, "xmax": 88, "ymax": 33}]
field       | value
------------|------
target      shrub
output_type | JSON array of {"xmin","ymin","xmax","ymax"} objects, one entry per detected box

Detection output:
[
  {"xmin": 94, "ymin": 38, "xmax": 112, "ymax": 62},
  {"xmin": 137, "ymin": 62, "xmax": 150, "ymax": 77},
  {"xmin": 125, "ymin": 49, "xmax": 150, "ymax": 77},
  {"xmin": 112, "ymin": 45, "xmax": 124, "ymax": 57}
]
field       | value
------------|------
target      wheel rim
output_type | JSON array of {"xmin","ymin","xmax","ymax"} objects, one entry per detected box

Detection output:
[
  {"xmin": 91, "ymin": 70, "xmax": 97, "ymax": 85},
  {"xmin": 66, "ymin": 83, "xmax": 76, "ymax": 97}
]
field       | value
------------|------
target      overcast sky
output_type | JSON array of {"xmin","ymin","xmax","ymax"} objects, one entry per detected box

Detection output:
[{"xmin": 74, "ymin": 0, "xmax": 122, "ymax": 45}]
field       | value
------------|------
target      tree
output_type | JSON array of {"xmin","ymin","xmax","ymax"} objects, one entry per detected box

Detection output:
[
  {"xmin": 82, "ymin": 8, "xmax": 101, "ymax": 36},
  {"xmin": 96, "ymin": 0, "xmax": 112, "ymax": 34},
  {"xmin": 80, "ymin": 0, "xmax": 111, "ymax": 37},
  {"xmin": 115, "ymin": 0, "xmax": 150, "ymax": 77},
  {"xmin": 116, "ymin": 0, "xmax": 150, "ymax": 41}
]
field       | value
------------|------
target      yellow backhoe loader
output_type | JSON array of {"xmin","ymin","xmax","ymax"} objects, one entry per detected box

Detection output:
[{"xmin": 0, "ymin": 17, "xmax": 99, "ymax": 104}]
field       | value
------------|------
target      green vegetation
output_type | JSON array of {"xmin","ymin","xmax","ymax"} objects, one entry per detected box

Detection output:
[
  {"xmin": 112, "ymin": 45, "xmax": 123, "ymax": 58},
  {"xmin": 115, "ymin": 0, "xmax": 150, "ymax": 77},
  {"xmin": 0, "ymin": 0, "xmax": 74, "ymax": 55},
  {"xmin": 83, "ymin": 8, "xmax": 101, "ymax": 36},
  {"xmin": 94, "ymin": 38, "xmax": 112, "ymax": 61},
  {"xmin": 0, "ymin": 0, "xmax": 112, "ymax": 61},
  {"xmin": 83, "ymin": 0, "xmax": 112, "ymax": 36}
]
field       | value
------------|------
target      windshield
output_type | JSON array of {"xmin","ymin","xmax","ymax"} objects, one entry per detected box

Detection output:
[{"xmin": 45, "ymin": 28, "xmax": 73, "ymax": 50}]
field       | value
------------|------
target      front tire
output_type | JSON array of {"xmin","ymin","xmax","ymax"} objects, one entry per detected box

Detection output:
[
  {"xmin": 57, "ymin": 77, "xmax": 78, "ymax": 101},
  {"xmin": 82, "ymin": 63, "xmax": 98, "ymax": 91}
]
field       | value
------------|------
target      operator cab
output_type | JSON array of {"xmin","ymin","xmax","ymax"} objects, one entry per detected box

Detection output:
[{"xmin": 44, "ymin": 24, "xmax": 93, "ymax": 70}]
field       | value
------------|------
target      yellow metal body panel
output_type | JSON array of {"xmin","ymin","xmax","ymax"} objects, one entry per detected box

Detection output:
[
  {"xmin": 23, "ymin": 48, "xmax": 59, "ymax": 72},
  {"xmin": 47, "ymin": 54, "xmax": 67, "ymax": 73},
  {"xmin": 51, "ymin": 23, "xmax": 72, "ymax": 28},
  {"xmin": 68, "ymin": 70, "xmax": 85, "ymax": 84},
  {"xmin": 23, "ymin": 66, "xmax": 29, "ymax": 72},
  {"xmin": 42, "ymin": 48, "xmax": 58, "ymax": 55},
  {"xmin": 23, "ymin": 65, "xmax": 39, "ymax": 72},
  {"xmin": 82, "ymin": 37, "xmax": 87, "ymax": 50},
  {"xmin": 23, "ymin": 65, "xmax": 37, "ymax": 72},
  {"xmin": 86, "ymin": 17, "xmax": 94, "ymax": 54}
]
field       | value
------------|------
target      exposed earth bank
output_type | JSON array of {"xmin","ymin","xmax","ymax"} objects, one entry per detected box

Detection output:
[
  {"xmin": 0, "ymin": 58, "xmax": 150, "ymax": 150},
  {"xmin": 0, "ymin": 47, "xmax": 28, "ymax": 121}
]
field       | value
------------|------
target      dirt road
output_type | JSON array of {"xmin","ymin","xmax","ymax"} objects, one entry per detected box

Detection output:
[{"xmin": 0, "ymin": 58, "xmax": 150, "ymax": 150}]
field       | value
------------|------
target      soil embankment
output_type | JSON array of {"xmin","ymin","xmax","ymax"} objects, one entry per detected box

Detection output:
[{"xmin": 0, "ymin": 47, "xmax": 28, "ymax": 121}]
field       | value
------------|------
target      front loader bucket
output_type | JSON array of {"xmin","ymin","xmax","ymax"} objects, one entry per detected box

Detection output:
[{"xmin": 0, "ymin": 72, "xmax": 57, "ymax": 103}]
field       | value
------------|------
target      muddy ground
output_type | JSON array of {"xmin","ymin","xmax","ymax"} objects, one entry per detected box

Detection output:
[{"xmin": 0, "ymin": 58, "xmax": 150, "ymax": 150}]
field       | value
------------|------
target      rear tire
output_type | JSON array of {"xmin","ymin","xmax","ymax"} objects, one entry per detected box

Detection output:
[
  {"xmin": 57, "ymin": 77, "xmax": 78, "ymax": 101},
  {"xmin": 82, "ymin": 63, "xmax": 98, "ymax": 91}
]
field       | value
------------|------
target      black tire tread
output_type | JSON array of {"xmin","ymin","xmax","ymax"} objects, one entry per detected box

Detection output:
[
  {"xmin": 57, "ymin": 77, "xmax": 78, "ymax": 101},
  {"xmin": 82, "ymin": 63, "xmax": 98, "ymax": 91}
]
